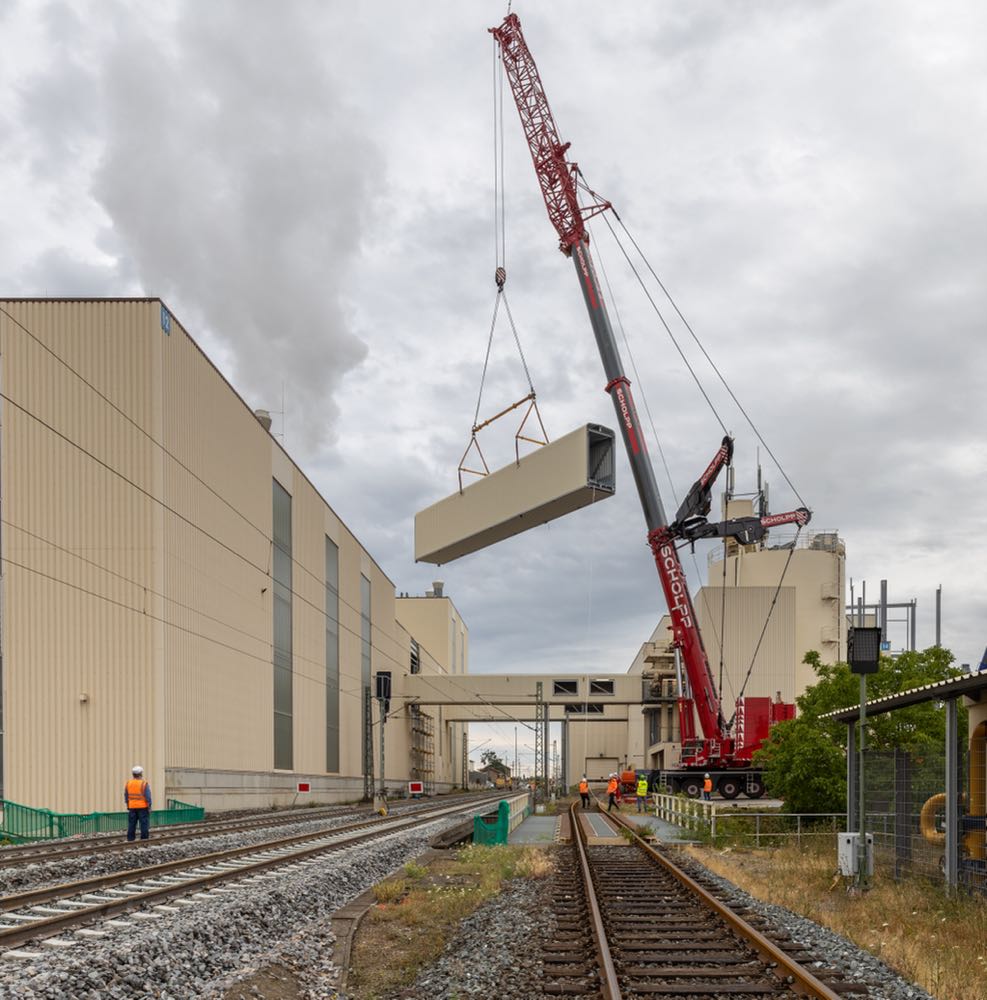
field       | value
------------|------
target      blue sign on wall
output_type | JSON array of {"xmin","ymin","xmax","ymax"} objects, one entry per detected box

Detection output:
[
  {"xmin": 160, "ymin": 305, "xmax": 171, "ymax": 334},
  {"xmin": 880, "ymin": 641, "xmax": 891, "ymax": 651}
]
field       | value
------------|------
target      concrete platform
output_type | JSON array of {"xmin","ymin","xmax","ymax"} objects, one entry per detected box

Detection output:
[
  {"xmin": 578, "ymin": 811, "xmax": 626, "ymax": 845},
  {"xmin": 507, "ymin": 815, "xmax": 560, "ymax": 845}
]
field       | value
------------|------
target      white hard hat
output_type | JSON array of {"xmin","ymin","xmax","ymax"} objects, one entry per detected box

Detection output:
[
  {"xmin": 132, "ymin": 765, "xmax": 144, "ymax": 775},
  {"xmin": 704, "ymin": 772, "xmax": 710, "ymax": 777}
]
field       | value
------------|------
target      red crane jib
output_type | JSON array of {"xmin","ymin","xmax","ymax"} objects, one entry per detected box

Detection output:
[
  {"xmin": 490, "ymin": 14, "xmax": 610, "ymax": 251},
  {"xmin": 490, "ymin": 13, "xmax": 798, "ymax": 774}
]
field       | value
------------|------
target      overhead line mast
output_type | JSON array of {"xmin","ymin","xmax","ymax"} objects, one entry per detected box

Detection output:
[{"xmin": 490, "ymin": 13, "xmax": 810, "ymax": 766}]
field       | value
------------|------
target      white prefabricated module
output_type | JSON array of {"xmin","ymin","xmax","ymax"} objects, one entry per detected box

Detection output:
[{"xmin": 415, "ymin": 424, "xmax": 616, "ymax": 565}]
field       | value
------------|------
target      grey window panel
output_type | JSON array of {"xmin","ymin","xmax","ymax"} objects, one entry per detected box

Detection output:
[
  {"xmin": 273, "ymin": 481, "xmax": 292, "ymax": 548},
  {"xmin": 553, "ymin": 680, "xmax": 579, "ymax": 696},
  {"xmin": 273, "ymin": 547, "xmax": 292, "ymax": 587},
  {"xmin": 274, "ymin": 712, "xmax": 293, "ymax": 770},
  {"xmin": 415, "ymin": 424, "xmax": 615, "ymax": 565},
  {"xmin": 273, "ymin": 597, "xmax": 292, "ymax": 653},
  {"xmin": 325, "ymin": 537, "xmax": 339, "ymax": 592},
  {"xmin": 564, "ymin": 702, "xmax": 605, "ymax": 714},
  {"xmin": 590, "ymin": 679, "xmax": 615, "ymax": 696},
  {"xmin": 274, "ymin": 665, "xmax": 292, "ymax": 713}
]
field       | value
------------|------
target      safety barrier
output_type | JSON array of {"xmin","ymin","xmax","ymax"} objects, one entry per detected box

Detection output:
[
  {"xmin": 653, "ymin": 794, "xmax": 844, "ymax": 846},
  {"xmin": 0, "ymin": 798, "xmax": 205, "ymax": 843},
  {"xmin": 654, "ymin": 793, "xmax": 715, "ymax": 835},
  {"xmin": 472, "ymin": 792, "xmax": 531, "ymax": 846}
]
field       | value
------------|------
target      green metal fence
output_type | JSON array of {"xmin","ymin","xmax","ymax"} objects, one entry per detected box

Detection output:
[
  {"xmin": 472, "ymin": 794, "xmax": 533, "ymax": 846},
  {"xmin": 473, "ymin": 799, "xmax": 511, "ymax": 846},
  {"xmin": 0, "ymin": 798, "xmax": 205, "ymax": 843}
]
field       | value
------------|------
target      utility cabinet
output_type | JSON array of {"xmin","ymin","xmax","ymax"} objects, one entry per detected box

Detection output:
[
  {"xmin": 838, "ymin": 831, "xmax": 874, "ymax": 876},
  {"xmin": 415, "ymin": 424, "xmax": 616, "ymax": 564}
]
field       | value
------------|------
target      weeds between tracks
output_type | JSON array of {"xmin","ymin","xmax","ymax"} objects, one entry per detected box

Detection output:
[{"xmin": 348, "ymin": 844, "xmax": 553, "ymax": 998}]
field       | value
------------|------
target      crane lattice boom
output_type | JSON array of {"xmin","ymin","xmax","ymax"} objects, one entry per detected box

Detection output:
[{"xmin": 490, "ymin": 14, "xmax": 609, "ymax": 252}]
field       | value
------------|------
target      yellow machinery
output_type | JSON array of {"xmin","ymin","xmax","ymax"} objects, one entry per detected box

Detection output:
[{"xmin": 920, "ymin": 713, "xmax": 986, "ymax": 883}]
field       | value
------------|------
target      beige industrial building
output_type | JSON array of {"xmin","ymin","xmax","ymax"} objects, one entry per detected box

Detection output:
[
  {"xmin": 406, "ymin": 518, "xmax": 847, "ymax": 788},
  {"xmin": 0, "ymin": 298, "xmax": 467, "ymax": 814},
  {"xmin": 0, "ymin": 297, "xmax": 847, "ymax": 816}
]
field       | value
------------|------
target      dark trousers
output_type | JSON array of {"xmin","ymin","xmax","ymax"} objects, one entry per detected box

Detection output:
[
  {"xmin": 580, "ymin": 792, "xmax": 589, "ymax": 808},
  {"xmin": 127, "ymin": 808, "xmax": 150, "ymax": 841},
  {"xmin": 607, "ymin": 793, "xmax": 616, "ymax": 812}
]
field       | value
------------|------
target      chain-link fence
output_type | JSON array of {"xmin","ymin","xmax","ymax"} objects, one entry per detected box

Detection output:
[{"xmin": 863, "ymin": 747, "xmax": 986, "ymax": 894}]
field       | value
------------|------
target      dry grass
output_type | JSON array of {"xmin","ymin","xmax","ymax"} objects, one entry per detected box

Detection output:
[
  {"xmin": 348, "ymin": 845, "xmax": 554, "ymax": 999},
  {"xmin": 687, "ymin": 839, "xmax": 987, "ymax": 1000}
]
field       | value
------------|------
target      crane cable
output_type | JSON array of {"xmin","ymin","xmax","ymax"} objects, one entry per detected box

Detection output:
[
  {"xmin": 727, "ymin": 529, "xmax": 803, "ymax": 728},
  {"xmin": 585, "ymin": 188, "xmax": 810, "ymax": 725},
  {"xmin": 606, "ymin": 204, "xmax": 808, "ymax": 511},
  {"xmin": 588, "ymin": 217, "xmax": 732, "ymax": 677},
  {"xmin": 472, "ymin": 38, "xmax": 536, "ymax": 430}
]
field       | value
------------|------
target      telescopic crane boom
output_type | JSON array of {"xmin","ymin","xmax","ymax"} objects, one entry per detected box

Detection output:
[{"xmin": 490, "ymin": 14, "xmax": 810, "ymax": 774}]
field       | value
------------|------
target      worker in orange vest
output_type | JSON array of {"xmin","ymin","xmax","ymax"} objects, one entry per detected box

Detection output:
[
  {"xmin": 606, "ymin": 773, "xmax": 618, "ymax": 813},
  {"xmin": 703, "ymin": 773, "xmax": 713, "ymax": 802},
  {"xmin": 578, "ymin": 775, "xmax": 590, "ymax": 809},
  {"xmin": 125, "ymin": 765, "xmax": 153, "ymax": 842}
]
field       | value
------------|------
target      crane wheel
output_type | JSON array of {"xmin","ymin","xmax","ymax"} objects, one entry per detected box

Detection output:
[
  {"xmin": 718, "ymin": 778, "xmax": 741, "ymax": 800},
  {"xmin": 743, "ymin": 778, "xmax": 765, "ymax": 799}
]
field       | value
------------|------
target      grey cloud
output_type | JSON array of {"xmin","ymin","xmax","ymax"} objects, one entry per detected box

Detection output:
[{"xmin": 80, "ymin": 0, "xmax": 377, "ymax": 451}]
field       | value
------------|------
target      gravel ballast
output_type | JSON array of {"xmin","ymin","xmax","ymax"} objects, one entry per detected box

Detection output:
[{"xmin": 0, "ymin": 817, "xmax": 465, "ymax": 999}]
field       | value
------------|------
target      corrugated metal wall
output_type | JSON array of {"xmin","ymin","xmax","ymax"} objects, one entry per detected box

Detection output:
[
  {"xmin": 0, "ymin": 299, "xmax": 460, "ymax": 812},
  {"xmin": 1, "ymin": 300, "xmax": 159, "ymax": 811}
]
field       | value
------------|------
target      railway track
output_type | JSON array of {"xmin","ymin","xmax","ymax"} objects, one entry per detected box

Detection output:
[
  {"xmin": 542, "ymin": 802, "xmax": 868, "ymax": 999},
  {"xmin": 0, "ymin": 790, "xmax": 483, "ymax": 867},
  {"xmin": 0, "ymin": 796, "xmax": 490, "ymax": 953}
]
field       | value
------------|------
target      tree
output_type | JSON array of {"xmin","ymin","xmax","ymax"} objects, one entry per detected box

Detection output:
[
  {"xmin": 755, "ymin": 646, "xmax": 963, "ymax": 812},
  {"xmin": 480, "ymin": 749, "xmax": 507, "ymax": 772}
]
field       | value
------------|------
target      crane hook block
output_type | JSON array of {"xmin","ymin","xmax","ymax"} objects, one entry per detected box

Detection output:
[{"xmin": 495, "ymin": 267, "xmax": 506, "ymax": 288}]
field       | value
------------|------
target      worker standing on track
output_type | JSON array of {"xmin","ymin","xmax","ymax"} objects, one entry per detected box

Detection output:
[
  {"xmin": 606, "ymin": 773, "xmax": 618, "ymax": 813},
  {"xmin": 579, "ymin": 775, "xmax": 590, "ymax": 809},
  {"xmin": 125, "ymin": 765, "xmax": 152, "ymax": 842},
  {"xmin": 703, "ymin": 772, "xmax": 713, "ymax": 802},
  {"xmin": 636, "ymin": 773, "xmax": 649, "ymax": 813}
]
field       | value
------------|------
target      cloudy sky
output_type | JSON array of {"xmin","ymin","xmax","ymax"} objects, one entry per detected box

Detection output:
[{"xmin": 2, "ymin": 1, "xmax": 985, "ymax": 762}]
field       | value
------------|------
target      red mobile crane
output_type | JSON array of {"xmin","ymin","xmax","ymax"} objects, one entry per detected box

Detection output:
[{"xmin": 490, "ymin": 14, "xmax": 811, "ymax": 799}]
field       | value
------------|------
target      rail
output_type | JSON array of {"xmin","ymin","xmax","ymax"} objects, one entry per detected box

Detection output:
[{"xmin": 570, "ymin": 801, "xmax": 622, "ymax": 999}]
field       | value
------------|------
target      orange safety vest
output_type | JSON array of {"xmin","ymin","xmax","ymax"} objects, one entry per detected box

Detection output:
[
  {"xmin": 578, "ymin": 779, "xmax": 589, "ymax": 794},
  {"xmin": 703, "ymin": 777, "xmax": 713, "ymax": 794},
  {"xmin": 126, "ymin": 778, "xmax": 149, "ymax": 809},
  {"xmin": 606, "ymin": 778, "xmax": 618, "ymax": 795}
]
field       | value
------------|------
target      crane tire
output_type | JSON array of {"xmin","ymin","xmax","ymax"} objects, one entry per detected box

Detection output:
[
  {"xmin": 680, "ymin": 778, "xmax": 702, "ymax": 799},
  {"xmin": 743, "ymin": 778, "xmax": 765, "ymax": 799},
  {"xmin": 718, "ymin": 777, "xmax": 741, "ymax": 800}
]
